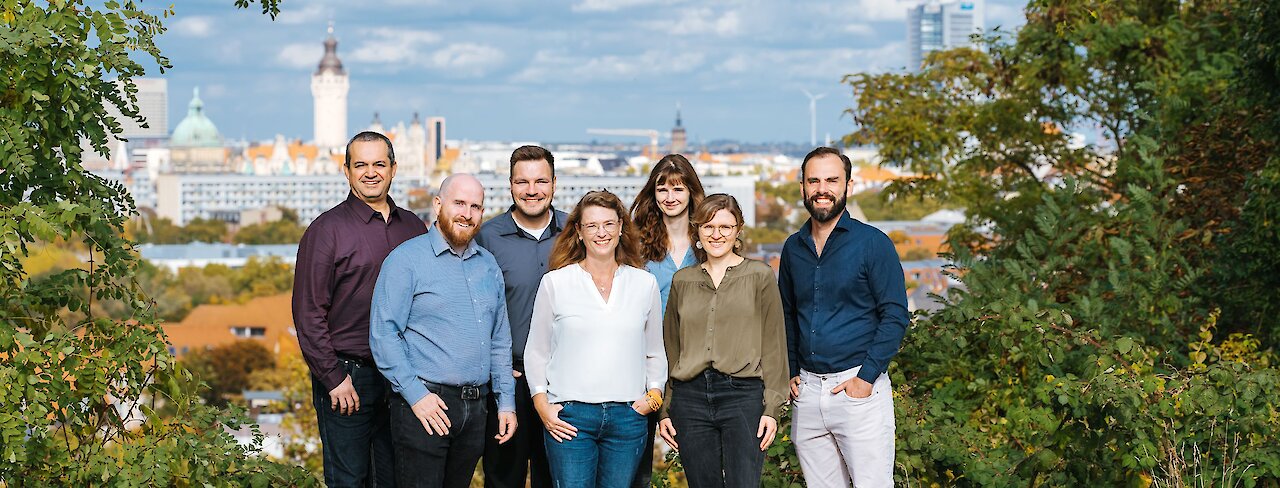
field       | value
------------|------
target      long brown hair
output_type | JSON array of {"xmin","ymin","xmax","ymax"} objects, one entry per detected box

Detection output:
[
  {"xmin": 549, "ymin": 190, "xmax": 645, "ymax": 271},
  {"xmin": 690, "ymin": 194, "xmax": 745, "ymax": 263},
  {"xmin": 629, "ymin": 154, "xmax": 705, "ymax": 263}
]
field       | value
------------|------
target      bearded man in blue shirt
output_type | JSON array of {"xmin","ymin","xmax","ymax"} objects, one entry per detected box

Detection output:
[{"xmin": 779, "ymin": 147, "xmax": 909, "ymax": 488}]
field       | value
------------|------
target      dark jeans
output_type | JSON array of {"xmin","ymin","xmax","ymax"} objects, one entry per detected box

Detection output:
[
  {"xmin": 544, "ymin": 401, "xmax": 648, "ymax": 488},
  {"xmin": 668, "ymin": 369, "xmax": 766, "ymax": 488},
  {"xmin": 311, "ymin": 358, "xmax": 396, "ymax": 488},
  {"xmin": 629, "ymin": 414, "xmax": 658, "ymax": 488},
  {"xmin": 483, "ymin": 371, "xmax": 551, "ymax": 488},
  {"xmin": 389, "ymin": 382, "xmax": 489, "ymax": 488}
]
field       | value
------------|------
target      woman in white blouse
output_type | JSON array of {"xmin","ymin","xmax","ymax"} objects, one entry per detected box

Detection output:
[{"xmin": 524, "ymin": 189, "xmax": 668, "ymax": 488}]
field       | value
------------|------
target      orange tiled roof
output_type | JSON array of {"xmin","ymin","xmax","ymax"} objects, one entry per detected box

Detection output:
[
  {"xmin": 855, "ymin": 165, "xmax": 901, "ymax": 182},
  {"xmin": 163, "ymin": 293, "xmax": 299, "ymax": 357},
  {"xmin": 243, "ymin": 141, "xmax": 321, "ymax": 162}
]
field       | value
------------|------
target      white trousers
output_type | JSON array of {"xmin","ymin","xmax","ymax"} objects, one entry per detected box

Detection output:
[{"xmin": 792, "ymin": 366, "xmax": 895, "ymax": 488}]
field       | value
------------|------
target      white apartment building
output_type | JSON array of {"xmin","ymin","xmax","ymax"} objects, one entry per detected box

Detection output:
[{"xmin": 155, "ymin": 173, "xmax": 422, "ymax": 225}]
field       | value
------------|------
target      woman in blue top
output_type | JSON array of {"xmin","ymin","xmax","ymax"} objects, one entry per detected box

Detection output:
[{"xmin": 626, "ymin": 153, "xmax": 705, "ymax": 487}]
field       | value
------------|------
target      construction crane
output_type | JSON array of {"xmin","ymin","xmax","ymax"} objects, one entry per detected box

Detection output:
[{"xmin": 586, "ymin": 128, "xmax": 660, "ymax": 157}]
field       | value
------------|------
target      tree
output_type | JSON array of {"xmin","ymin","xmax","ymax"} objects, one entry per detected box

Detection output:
[
  {"xmin": 0, "ymin": 0, "xmax": 314, "ymax": 484},
  {"xmin": 183, "ymin": 340, "xmax": 277, "ymax": 406},
  {"xmin": 838, "ymin": 0, "xmax": 1280, "ymax": 484},
  {"xmin": 234, "ymin": 219, "xmax": 305, "ymax": 245}
]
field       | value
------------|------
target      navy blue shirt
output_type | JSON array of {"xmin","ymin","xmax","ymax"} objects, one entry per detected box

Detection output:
[
  {"xmin": 475, "ymin": 207, "xmax": 568, "ymax": 362},
  {"xmin": 778, "ymin": 211, "xmax": 909, "ymax": 384}
]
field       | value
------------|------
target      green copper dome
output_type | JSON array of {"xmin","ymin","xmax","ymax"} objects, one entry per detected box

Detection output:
[{"xmin": 171, "ymin": 87, "xmax": 221, "ymax": 147}]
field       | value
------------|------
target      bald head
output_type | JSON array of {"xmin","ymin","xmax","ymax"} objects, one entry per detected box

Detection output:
[
  {"xmin": 434, "ymin": 173, "xmax": 485, "ymax": 250},
  {"xmin": 438, "ymin": 173, "xmax": 483, "ymax": 200}
]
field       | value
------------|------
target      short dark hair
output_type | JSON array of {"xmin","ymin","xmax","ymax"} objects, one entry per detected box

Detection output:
[
  {"xmin": 509, "ymin": 145, "xmax": 555, "ymax": 176},
  {"xmin": 345, "ymin": 131, "xmax": 396, "ymax": 167},
  {"xmin": 800, "ymin": 146, "xmax": 851, "ymax": 181}
]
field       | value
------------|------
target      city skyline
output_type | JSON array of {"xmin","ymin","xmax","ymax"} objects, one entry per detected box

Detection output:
[{"xmin": 147, "ymin": 0, "xmax": 1027, "ymax": 144}]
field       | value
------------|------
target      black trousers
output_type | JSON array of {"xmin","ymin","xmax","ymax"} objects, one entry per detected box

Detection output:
[
  {"xmin": 311, "ymin": 359, "xmax": 396, "ymax": 488},
  {"xmin": 390, "ymin": 384, "xmax": 488, "ymax": 488},
  {"xmin": 667, "ymin": 369, "xmax": 766, "ymax": 488},
  {"xmin": 482, "ymin": 372, "xmax": 552, "ymax": 488}
]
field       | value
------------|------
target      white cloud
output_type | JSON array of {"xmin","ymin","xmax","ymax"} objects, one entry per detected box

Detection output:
[
  {"xmin": 429, "ymin": 43, "xmax": 506, "ymax": 77},
  {"xmin": 572, "ymin": 0, "xmax": 679, "ymax": 12},
  {"xmin": 716, "ymin": 54, "xmax": 750, "ymax": 74},
  {"xmin": 647, "ymin": 7, "xmax": 742, "ymax": 37},
  {"xmin": 276, "ymin": 4, "xmax": 330, "ymax": 25},
  {"xmin": 276, "ymin": 42, "xmax": 324, "ymax": 69},
  {"xmin": 348, "ymin": 28, "xmax": 442, "ymax": 64},
  {"xmin": 171, "ymin": 16, "xmax": 213, "ymax": 38},
  {"xmin": 513, "ymin": 49, "xmax": 706, "ymax": 84},
  {"xmin": 845, "ymin": 23, "xmax": 875, "ymax": 37},
  {"xmin": 715, "ymin": 43, "xmax": 907, "ymax": 79},
  {"xmin": 850, "ymin": 0, "xmax": 910, "ymax": 21}
]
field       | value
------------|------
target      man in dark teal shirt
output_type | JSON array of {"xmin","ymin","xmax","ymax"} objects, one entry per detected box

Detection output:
[
  {"xmin": 475, "ymin": 146, "xmax": 566, "ymax": 488},
  {"xmin": 779, "ymin": 146, "xmax": 909, "ymax": 488}
]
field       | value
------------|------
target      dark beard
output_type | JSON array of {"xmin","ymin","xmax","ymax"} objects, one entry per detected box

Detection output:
[
  {"xmin": 804, "ymin": 191, "xmax": 846, "ymax": 223},
  {"xmin": 438, "ymin": 218, "xmax": 479, "ymax": 249}
]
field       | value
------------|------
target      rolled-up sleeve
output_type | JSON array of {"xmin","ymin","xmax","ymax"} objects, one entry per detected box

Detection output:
[{"xmin": 293, "ymin": 225, "xmax": 345, "ymax": 391}]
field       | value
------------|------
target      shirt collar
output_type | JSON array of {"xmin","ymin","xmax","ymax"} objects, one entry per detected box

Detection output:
[
  {"xmin": 494, "ymin": 206, "xmax": 566, "ymax": 239},
  {"xmin": 427, "ymin": 223, "xmax": 480, "ymax": 258},
  {"xmin": 344, "ymin": 191, "xmax": 403, "ymax": 224}
]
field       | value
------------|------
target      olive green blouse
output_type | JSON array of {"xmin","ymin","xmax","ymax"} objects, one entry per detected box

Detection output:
[{"xmin": 660, "ymin": 258, "xmax": 789, "ymax": 419}]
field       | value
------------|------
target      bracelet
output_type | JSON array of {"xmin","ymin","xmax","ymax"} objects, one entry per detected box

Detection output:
[{"xmin": 645, "ymin": 390, "xmax": 663, "ymax": 410}]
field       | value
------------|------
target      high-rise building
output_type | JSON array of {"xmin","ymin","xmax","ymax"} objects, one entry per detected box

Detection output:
[
  {"xmin": 426, "ymin": 116, "xmax": 446, "ymax": 173},
  {"xmin": 670, "ymin": 103, "xmax": 687, "ymax": 154},
  {"xmin": 907, "ymin": 0, "xmax": 985, "ymax": 71},
  {"xmin": 311, "ymin": 23, "xmax": 348, "ymax": 150},
  {"xmin": 110, "ymin": 78, "xmax": 169, "ymax": 140}
]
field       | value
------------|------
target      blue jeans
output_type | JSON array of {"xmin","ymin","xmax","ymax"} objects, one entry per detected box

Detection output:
[
  {"xmin": 311, "ymin": 358, "xmax": 397, "ymax": 488},
  {"xmin": 544, "ymin": 401, "xmax": 648, "ymax": 488},
  {"xmin": 668, "ymin": 369, "xmax": 766, "ymax": 488}
]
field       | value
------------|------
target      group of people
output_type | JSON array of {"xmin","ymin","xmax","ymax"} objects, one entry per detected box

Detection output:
[{"xmin": 293, "ymin": 131, "xmax": 910, "ymax": 488}]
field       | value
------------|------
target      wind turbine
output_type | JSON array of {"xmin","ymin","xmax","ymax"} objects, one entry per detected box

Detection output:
[{"xmin": 802, "ymin": 89, "xmax": 827, "ymax": 147}]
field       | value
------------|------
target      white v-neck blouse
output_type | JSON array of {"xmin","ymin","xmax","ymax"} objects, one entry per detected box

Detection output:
[{"xmin": 524, "ymin": 263, "xmax": 668, "ymax": 404}]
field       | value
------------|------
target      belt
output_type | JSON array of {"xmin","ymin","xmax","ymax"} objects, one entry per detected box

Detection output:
[
  {"xmin": 422, "ymin": 380, "xmax": 489, "ymax": 401},
  {"xmin": 337, "ymin": 353, "xmax": 374, "ymax": 367}
]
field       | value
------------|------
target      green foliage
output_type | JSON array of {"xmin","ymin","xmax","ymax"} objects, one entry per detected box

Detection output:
[
  {"xmin": 853, "ymin": 190, "xmax": 951, "ymax": 222},
  {"xmin": 841, "ymin": 0, "xmax": 1280, "ymax": 485},
  {"xmin": 134, "ymin": 217, "xmax": 228, "ymax": 244},
  {"xmin": 182, "ymin": 340, "xmax": 276, "ymax": 406},
  {"xmin": 0, "ymin": 0, "xmax": 312, "ymax": 485},
  {"xmin": 234, "ymin": 218, "xmax": 305, "ymax": 245}
]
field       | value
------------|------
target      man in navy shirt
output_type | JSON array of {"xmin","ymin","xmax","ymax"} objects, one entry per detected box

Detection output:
[
  {"xmin": 476, "ymin": 146, "xmax": 565, "ymax": 488},
  {"xmin": 779, "ymin": 147, "xmax": 909, "ymax": 488}
]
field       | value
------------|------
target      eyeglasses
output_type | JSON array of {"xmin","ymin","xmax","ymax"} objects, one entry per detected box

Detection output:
[
  {"xmin": 580, "ymin": 221, "xmax": 620, "ymax": 234},
  {"xmin": 698, "ymin": 224, "xmax": 738, "ymax": 237}
]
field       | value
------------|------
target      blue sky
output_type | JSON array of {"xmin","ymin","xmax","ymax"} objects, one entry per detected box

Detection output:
[{"xmin": 150, "ymin": 0, "xmax": 1027, "ymax": 144}]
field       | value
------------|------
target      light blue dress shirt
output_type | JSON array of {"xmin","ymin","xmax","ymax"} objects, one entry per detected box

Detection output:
[
  {"xmin": 370, "ymin": 226, "xmax": 516, "ymax": 411},
  {"xmin": 646, "ymin": 247, "xmax": 697, "ymax": 315}
]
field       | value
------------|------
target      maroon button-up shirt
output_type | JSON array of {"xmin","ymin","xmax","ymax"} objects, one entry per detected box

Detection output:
[{"xmin": 293, "ymin": 192, "xmax": 427, "ymax": 391}]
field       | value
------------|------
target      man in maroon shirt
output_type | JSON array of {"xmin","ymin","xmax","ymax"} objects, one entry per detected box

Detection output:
[{"xmin": 294, "ymin": 131, "xmax": 427, "ymax": 487}]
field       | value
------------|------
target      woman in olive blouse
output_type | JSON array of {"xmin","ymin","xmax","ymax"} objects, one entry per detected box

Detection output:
[{"xmin": 656, "ymin": 194, "xmax": 788, "ymax": 488}]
